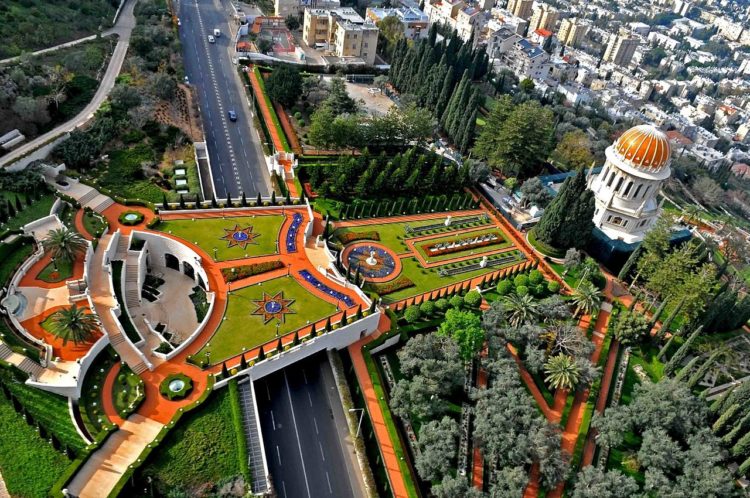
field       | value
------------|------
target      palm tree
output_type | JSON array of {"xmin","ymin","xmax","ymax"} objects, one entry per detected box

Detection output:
[
  {"xmin": 501, "ymin": 293, "xmax": 541, "ymax": 328},
  {"xmin": 49, "ymin": 305, "xmax": 99, "ymax": 345},
  {"xmin": 571, "ymin": 282, "xmax": 603, "ymax": 317},
  {"xmin": 544, "ymin": 354, "xmax": 580, "ymax": 390},
  {"xmin": 42, "ymin": 228, "xmax": 87, "ymax": 262}
]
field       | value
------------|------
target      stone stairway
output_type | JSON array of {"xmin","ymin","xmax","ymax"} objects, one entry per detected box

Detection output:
[
  {"xmin": 90, "ymin": 196, "xmax": 114, "ymax": 214},
  {"xmin": 124, "ymin": 255, "xmax": 140, "ymax": 307},
  {"xmin": 76, "ymin": 189, "xmax": 99, "ymax": 207},
  {"xmin": 109, "ymin": 333, "xmax": 126, "ymax": 347},
  {"xmin": 238, "ymin": 379, "xmax": 270, "ymax": 495},
  {"xmin": 0, "ymin": 343, "xmax": 12, "ymax": 361},
  {"xmin": 115, "ymin": 234, "xmax": 130, "ymax": 260},
  {"xmin": 131, "ymin": 362, "xmax": 148, "ymax": 375},
  {"xmin": 18, "ymin": 357, "xmax": 44, "ymax": 379}
]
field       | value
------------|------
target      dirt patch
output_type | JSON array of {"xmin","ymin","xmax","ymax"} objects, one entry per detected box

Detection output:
[{"xmin": 152, "ymin": 84, "xmax": 203, "ymax": 142}]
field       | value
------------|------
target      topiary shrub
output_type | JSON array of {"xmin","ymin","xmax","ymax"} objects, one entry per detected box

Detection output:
[
  {"xmin": 516, "ymin": 285, "xmax": 529, "ymax": 297},
  {"xmin": 497, "ymin": 279, "xmax": 513, "ymax": 295},
  {"xmin": 514, "ymin": 274, "xmax": 529, "ymax": 288},
  {"xmin": 548, "ymin": 280, "xmax": 561, "ymax": 294},
  {"xmin": 533, "ymin": 283, "xmax": 546, "ymax": 296},
  {"xmin": 403, "ymin": 305, "xmax": 422, "ymax": 323},
  {"xmin": 419, "ymin": 300, "xmax": 435, "ymax": 316},
  {"xmin": 529, "ymin": 269, "xmax": 543, "ymax": 285},
  {"xmin": 449, "ymin": 295, "xmax": 464, "ymax": 308},
  {"xmin": 435, "ymin": 298, "xmax": 449, "ymax": 311},
  {"xmin": 464, "ymin": 290, "xmax": 482, "ymax": 308}
]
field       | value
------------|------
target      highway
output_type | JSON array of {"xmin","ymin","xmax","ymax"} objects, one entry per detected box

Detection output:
[
  {"xmin": 178, "ymin": 0, "xmax": 270, "ymax": 197},
  {"xmin": 256, "ymin": 354, "xmax": 364, "ymax": 498}
]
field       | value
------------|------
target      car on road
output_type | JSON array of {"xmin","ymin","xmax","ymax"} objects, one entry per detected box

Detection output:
[
  {"xmin": 208, "ymin": 35, "xmax": 215, "ymax": 43},
  {"xmin": 177, "ymin": 18, "xmax": 181, "ymax": 26},
  {"xmin": 228, "ymin": 110, "xmax": 237, "ymax": 122},
  {"xmin": 213, "ymin": 28, "xmax": 221, "ymax": 37}
]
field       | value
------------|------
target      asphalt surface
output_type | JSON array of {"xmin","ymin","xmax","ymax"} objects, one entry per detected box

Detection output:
[
  {"xmin": 178, "ymin": 0, "xmax": 270, "ymax": 197},
  {"xmin": 256, "ymin": 354, "xmax": 362, "ymax": 498},
  {"xmin": 0, "ymin": 0, "xmax": 137, "ymax": 168}
]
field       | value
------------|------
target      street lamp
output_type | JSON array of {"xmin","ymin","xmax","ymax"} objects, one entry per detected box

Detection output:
[
  {"xmin": 349, "ymin": 408, "xmax": 365, "ymax": 438},
  {"xmin": 51, "ymin": 257, "xmax": 58, "ymax": 272},
  {"xmin": 275, "ymin": 320, "xmax": 280, "ymax": 337},
  {"xmin": 213, "ymin": 247, "xmax": 218, "ymax": 260}
]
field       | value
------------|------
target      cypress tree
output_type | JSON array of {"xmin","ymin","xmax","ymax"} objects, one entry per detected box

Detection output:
[
  {"xmin": 241, "ymin": 192, "xmax": 247, "ymax": 207},
  {"xmin": 257, "ymin": 346, "xmax": 265, "ymax": 361},
  {"xmin": 325, "ymin": 317, "xmax": 332, "ymax": 332},
  {"xmin": 663, "ymin": 326, "xmax": 703, "ymax": 376},
  {"xmin": 533, "ymin": 168, "xmax": 594, "ymax": 250},
  {"xmin": 179, "ymin": 194, "xmax": 185, "ymax": 209},
  {"xmin": 276, "ymin": 339, "xmax": 282, "ymax": 353},
  {"xmin": 226, "ymin": 192, "xmax": 232, "ymax": 208},
  {"xmin": 657, "ymin": 327, "xmax": 684, "ymax": 361},
  {"xmin": 25, "ymin": 192, "xmax": 32, "ymax": 207},
  {"xmin": 356, "ymin": 305, "xmax": 363, "ymax": 320},
  {"xmin": 14, "ymin": 196, "xmax": 22, "ymax": 213},
  {"xmin": 648, "ymin": 299, "xmax": 668, "ymax": 336},
  {"xmin": 271, "ymin": 191, "xmax": 277, "ymax": 205},
  {"xmin": 7, "ymin": 200, "xmax": 16, "ymax": 218},
  {"xmin": 435, "ymin": 66, "xmax": 456, "ymax": 121},
  {"xmin": 618, "ymin": 245, "xmax": 642, "ymax": 281},
  {"xmin": 687, "ymin": 349, "xmax": 721, "ymax": 388},
  {"xmin": 240, "ymin": 354, "xmax": 247, "ymax": 370},
  {"xmin": 673, "ymin": 355, "xmax": 701, "ymax": 381},
  {"xmin": 657, "ymin": 297, "xmax": 685, "ymax": 339},
  {"xmin": 162, "ymin": 193, "xmax": 169, "ymax": 210},
  {"xmin": 211, "ymin": 194, "xmax": 218, "ymax": 208},
  {"xmin": 340, "ymin": 310, "xmax": 347, "ymax": 326},
  {"xmin": 723, "ymin": 411, "xmax": 750, "ymax": 445},
  {"xmin": 221, "ymin": 362, "xmax": 229, "ymax": 378},
  {"xmin": 310, "ymin": 323, "xmax": 317, "ymax": 338},
  {"xmin": 257, "ymin": 192, "xmax": 262, "ymax": 206},
  {"xmin": 293, "ymin": 331, "xmax": 300, "ymax": 346},
  {"xmin": 369, "ymin": 298, "xmax": 377, "ymax": 313},
  {"xmin": 285, "ymin": 191, "xmax": 291, "ymax": 205},
  {"xmin": 713, "ymin": 404, "xmax": 741, "ymax": 434}
]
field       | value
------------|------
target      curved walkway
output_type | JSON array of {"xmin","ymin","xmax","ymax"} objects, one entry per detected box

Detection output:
[{"xmin": 0, "ymin": 0, "xmax": 138, "ymax": 169}]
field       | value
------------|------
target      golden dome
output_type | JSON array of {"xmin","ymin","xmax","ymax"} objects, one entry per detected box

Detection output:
[{"xmin": 613, "ymin": 125, "xmax": 671, "ymax": 172}]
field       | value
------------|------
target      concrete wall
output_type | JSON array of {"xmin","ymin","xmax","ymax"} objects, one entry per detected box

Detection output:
[
  {"xmin": 215, "ymin": 311, "xmax": 380, "ymax": 388},
  {"xmin": 152, "ymin": 291, "xmax": 217, "ymax": 361},
  {"xmin": 131, "ymin": 231, "xmax": 210, "ymax": 291}
]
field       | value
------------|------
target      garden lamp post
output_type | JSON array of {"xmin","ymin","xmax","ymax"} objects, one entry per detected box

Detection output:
[
  {"xmin": 51, "ymin": 257, "xmax": 58, "ymax": 272},
  {"xmin": 213, "ymin": 247, "xmax": 218, "ymax": 261},
  {"xmin": 349, "ymin": 408, "xmax": 365, "ymax": 438},
  {"xmin": 275, "ymin": 320, "xmax": 280, "ymax": 337}
]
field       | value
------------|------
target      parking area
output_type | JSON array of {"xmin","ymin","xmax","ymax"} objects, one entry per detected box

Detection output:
[{"xmin": 344, "ymin": 82, "xmax": 394, "ymax": 116}]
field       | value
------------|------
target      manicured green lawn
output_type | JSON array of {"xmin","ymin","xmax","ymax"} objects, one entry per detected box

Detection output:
[
  {"xmin": 377, "ymin": 251, "xmax": 525, "ymax": 303},
  {"xmin": 0, "ymin": 191, "xmax": 55, "ymax": 232},
  {"xmin": 334, "ymin": 215, "xmax": 489, "ymax": 253},
  {"xmin": 36, "ymin": 258, "xmax": 74, "ymax": 283},
  {"xmin": 0, "ymin": 368, "xmax": 86, "ymax": 452},
  {"xmin": 0, "ymin": 239, "xmax": 33, "ymax": 287},
  {"xmin": 158, "ymin": 215, "xmax": 285, "ymax": 262},
  {"xmin": 527, "ymin": 228, "xmax": 565, "ymax": 258},
  {"xmin": 0, "ymin": 393, "xmax": 70, "ymax": 498},
  {"xmin": 412, "ymin": 228, "xmax": 510, "ymax": 263},
  {"xmin": 196, "ymin": 275, "xmax": 337, "ymax": 363},
  {"xmin": 141, "ymin": 389, "xmax": 243, "ymax": 494},
  {"xmin": 82, "ymin": 210, "xmax": 108, "ymax": 238}
]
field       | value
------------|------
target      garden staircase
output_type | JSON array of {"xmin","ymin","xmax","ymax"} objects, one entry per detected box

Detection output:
[
  {"xmin": 0, "ymin": 343, "xmax": 12, "ymax": 361},
  {"xmin": 76, "ymin": 189, "xmax": 99, "ymax": 207},
  {"xmin": 124, "ymin": 255, "xmax": 140, "ymax": 307},
  {"xmin": 17, "ymin": 357, "xmax": 44, "ymax": 379},
  {"xmin": 130, "ymin": 361, "xmax": 148, "ymax": 375},
  {"xmin": 89, "ymin": 196, "xmax": 114, "ymax": 214},
  {"xmin": 115, "ymin": 234, "xmax": 130, "ymax": 260},
  {"xmin": 238, "ymin": 379, "xmax": 270, "ymax": 494}
]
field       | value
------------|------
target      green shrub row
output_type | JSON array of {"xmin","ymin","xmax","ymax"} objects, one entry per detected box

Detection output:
[{"xmin": 221, "ymin": 261, "xmax": 285, "ymax": 283}]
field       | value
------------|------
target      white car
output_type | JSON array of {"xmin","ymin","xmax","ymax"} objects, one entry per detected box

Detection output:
[
  {"xmin": 213, "ymin": 28, "xmax": 221, "ymax": 37},
  {"xmin": 208, "ymin": 35, "xmax": 215, "ymax": 43}
]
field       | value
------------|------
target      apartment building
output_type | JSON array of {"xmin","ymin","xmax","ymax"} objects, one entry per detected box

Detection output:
[
  {"xmin": 528, "ymin": 4, "xmax": 559, "ymax": 33},
  {"xmin": 506, "ymin": 0, "xmax": 533, "ymax": 20},
  {"xmin": 423, "ymin": 0, "xmax": 481, "ymax": 42},
  {"xmin": 366, "ymin": 6, "xmax": 429, "ymax": 39},
  {"xmin": 303, "ymin": 8, "xmax": 379, "ymax": 64},
  {"xmin": 557, "ymin": 18, "xmax": 589, "ymax": 48},
  {"xmin": 603, "ymin": 28, "xmax": 639, "ymax": 66},
  {"xmin": 275, "ymin": 0, "xmax": 340, "ymax": 18},
  {"xmin": 501, "ymin": 38, "xmax": 551, "ymax": 79}
]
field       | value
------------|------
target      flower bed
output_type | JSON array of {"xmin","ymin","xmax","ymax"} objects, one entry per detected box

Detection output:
[
  {"xmin": 420, "ymin": 231, "xmax": 504, "ymax": 257},
  {"xmin": 118, "ymin": 210, "xmax": 144, "ymax": 226},
  {"xmin": 159, "ymin": 373, "xmax": 193, "ymax": 401},
  {"xmin": 365, "ymin": 275, "xmax": 415, "ymax": 296},
  {"xmin": 221, "ymin": 261, "xmax": 285, "ymax": 283},
  {"xmin": 338, "ymin": 231, "xmax": 381, "ymax": 244}
]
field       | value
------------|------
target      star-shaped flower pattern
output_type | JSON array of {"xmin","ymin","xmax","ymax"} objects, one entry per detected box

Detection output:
[
  {"xmin": 220, "ymin": 224, "xmax": 260, "ymax": 249},
  {"xmin": 251, "ymin": 291, "xmax": 295, "ymax": 324}
]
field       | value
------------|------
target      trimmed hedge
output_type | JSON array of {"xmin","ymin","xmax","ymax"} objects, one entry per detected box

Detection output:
[
  {"xmin": 159, "ymin": 373, "xmax": 193, "ymax": 401},
  {"xmin": 118, "ymin": 210, "xmax": 144, "ymax": 226},
  {"xmin": 228, "ymin": 379, "xmax": 252, "ymax": 487},
  {"xmin": 221, "ymin": 261, "xmax": 285, "ymax": 283},
  {"xmin": 364, "ymin": 275, "xmax": 415, "ymax": 296}
]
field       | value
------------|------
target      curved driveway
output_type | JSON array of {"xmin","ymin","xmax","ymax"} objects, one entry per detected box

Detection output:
[{"xmin": 0, "ymin": 0, "xmax": 138, "ymax": 169}]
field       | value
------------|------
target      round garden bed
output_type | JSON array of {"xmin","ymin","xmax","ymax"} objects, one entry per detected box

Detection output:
[
  {"xmin": 159, "ymin": 373, "xmax": 193, "ymax": 401},
  {"xmin": 118, "ymin": 211, "xmax": 144, "ymax": 226}
]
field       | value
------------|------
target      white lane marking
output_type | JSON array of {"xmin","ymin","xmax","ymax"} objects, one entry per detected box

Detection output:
[
  {"xmin": 271, "ymin": 409, "xmax": 276, "ymax": 430},
  {"xmin": 282, "ymin": 481, "xmax": 288, "ymax": 498},
  {"xmin": 326, "ymin": 472, "xmax": 332, "ymax": 494},
  {"xmin": 307, "ymin": 391, "xmax": 313, "ymax": 407},
  {"xmin": 313, "ymin": 417, "xmax": 319, "ymax": 435},
  {"xmin": 319, "ymin": 441, "xmax": 325, "ymax": 462},
  {"xmin": 284, "ymin": 371, "xmax": 312, "ymax": 498},
  {"xmin": 276, "ymin": 445, "xmax": 282, "ymax": 465},
  {"xmin": 302, "ymin": 369, "xmax": 308, "ymax": 384}
]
